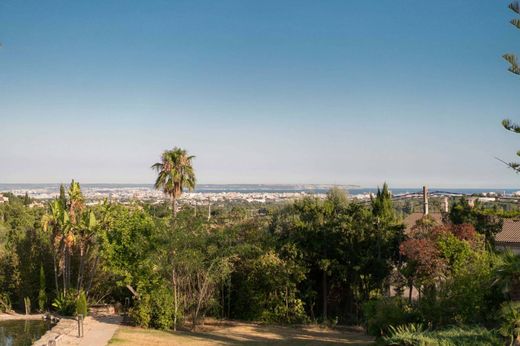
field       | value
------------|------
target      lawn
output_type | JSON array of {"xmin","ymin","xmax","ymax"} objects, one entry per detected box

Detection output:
[{"xmin": 108, "ymin": 320, "xmax": 374, "ymax": 346}]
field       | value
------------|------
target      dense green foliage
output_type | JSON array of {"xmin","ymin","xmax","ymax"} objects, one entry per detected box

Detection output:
[
  {"xmin": 0, "ymin": 177, "xmax": 518, "ymax": 346},
  {"xmin": 366, "ymin": 220, "xmax": 504, "ymax": 325},
  {"xmin": 383, "ymin": 323, "xmax": 502, "ymax": 346},
  {"xmin": 0, "ymin": 181, "xmax": 404, "ymax": 327},
  {"xmin": 448, "ymin": 197, "xmax": 503, "ymax": 248}
]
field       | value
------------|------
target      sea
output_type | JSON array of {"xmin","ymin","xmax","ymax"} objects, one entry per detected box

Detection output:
[{"xmin": 0, "ymin": 184, "xmax": 518, "ymax": 196}]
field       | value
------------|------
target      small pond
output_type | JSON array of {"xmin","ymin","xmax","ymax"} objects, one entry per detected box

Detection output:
[{"xmin": 0, "ymin": 319, "xmax": 55, "ymax": 346}]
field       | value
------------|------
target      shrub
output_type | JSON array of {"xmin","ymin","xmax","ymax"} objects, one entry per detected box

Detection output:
[
  {"xmin": 150, "ymin": 287, "xmax": 174, "ymax": 330},
  {"xmin": 363, "ymin": 297, "xmax": 418, "ymax": 336},
  {"xmin": 0, "ymin": 293, "xmax": 12, "ymax": 313},
  {"xmin": 383, "ymin": 324, "xmax": 502, "ymax": 346},
  {"xmin": 52, "ymin": 292, "xmax": 77, "ymax": 316},
  {"xmin": 76, "ymin": 291, "xmax": 88, "ymax": 317},
  {"xmin": 129, "ymin": 294, "xmax": 152, "ymax": 328},
  {"xmin": 260, "ymin": 297, "xmax": 309, "ymax": 324},
  {"xmin": 23, "ymin": 297, "xmax": 31, "ymax": 314},
  {"xmin": 383, "ymin": 323, "xmax": 432, "ymax": 345},
  {"xmin": 129, "ymin": 286, "xmax": 177, "ymax": 330}
]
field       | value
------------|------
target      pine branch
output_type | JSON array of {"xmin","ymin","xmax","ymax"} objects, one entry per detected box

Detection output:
[
  {"xmin": 503, "ymin": 119, "xmax": 520, "ymax": 133},
  {"xmin": 503, "ymin": 54, "xmax": 520, "ymax": 75},
  {"xmin": 496, "ymin": 157, "xmax": 520, "ymax": 173}
]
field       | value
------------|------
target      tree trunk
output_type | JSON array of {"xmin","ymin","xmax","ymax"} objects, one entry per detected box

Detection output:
[
  {"xmin": 227, "ymin": 276, "xmax": 231, "ymax": 319},
  {"xmin": 77, "ymin": 244, "xmax": 85, "ymax": 291},
  {"xmin": 194, "ymin": 263, "xmax": 215, "ymax": 328},
  {"xmin": 172, "ymin": 197, "xmax": 177, "ymax": 218},
  {"xmin": 86, "ymin": 255, "xmax": 98, "ymax": 297},
  {"xmin": 322, "ymin": 270, "xmax": 328, "ymax": 321},
  {"xmin": 172, "ymin": 268, "xmax": 178, "ymax": 331}
]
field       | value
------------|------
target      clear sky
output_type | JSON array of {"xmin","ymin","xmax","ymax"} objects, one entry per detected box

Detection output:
[{"xmin": 0, "ymin": 0, "xmax": 519, "ymax": 188}]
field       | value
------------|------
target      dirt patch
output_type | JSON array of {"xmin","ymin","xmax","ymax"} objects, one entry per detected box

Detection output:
[{"xmin": 109, "ymin": 320, "xmax": 374, "ymax": 346}]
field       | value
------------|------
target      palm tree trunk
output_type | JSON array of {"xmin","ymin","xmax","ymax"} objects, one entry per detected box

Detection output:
[
  {"xmin": 52, "ymin": 253, "xmax": 59, "ymax": 292},
  {"xmin": 62, "ymin": 244, "xmax": 67, "ymax": 293},
  {"xmin": 172, "ymin": 197, "xmax": 177, "ymax": 218},
  {"xmin": 77, "ymin": 243, "xmax": 88, "ymax": 291}
]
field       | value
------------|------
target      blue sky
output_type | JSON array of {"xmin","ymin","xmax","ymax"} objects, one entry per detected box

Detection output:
[{"xmin": 0, "ymin": 0, "xmax": 519, "ymax": 187}]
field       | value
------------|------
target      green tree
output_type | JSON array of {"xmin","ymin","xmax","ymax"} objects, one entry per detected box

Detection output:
[
  {"xmin": 372, "ymin": 183, "xmax": 397, "ymax": 224},
  {"xmin": 271, "ymin": 187, "xmax": 402, "ymax": 323},
  {"xmin": 449, "ymin": 198, "xmax": 503, "ymax": 249},
  {"xmin": 59, "ymin": 184, "xmax": 67, "ymax": 209},
  {"xmin": 41, "ymin": 181, "xmax": 102, "ymax": 295},
  {"xmin": 98, "ymin": 204, "xmax": 156, "ymax": 300},
  {"xmin": 152, "ymin": 148, "xmax": 196, "ymax": 218},
  {"xmin": 153, "ymin": 213, "xmax": 233, "ymax": 329},
  {"xmin": 23, "ymin": 192, "xmax": 30, "ymax": 206}
]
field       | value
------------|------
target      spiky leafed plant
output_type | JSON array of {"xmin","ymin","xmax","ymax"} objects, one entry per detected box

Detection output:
[
  {"xmin": 500, "ymin": 301, "xmax": 520, "ymax": 346},
  {"xmin": 501, "ymin": 2, "xmax": 520, "ymax": 172},
  {"xmin": 152, "ymin": 147, "xmax": 196, "ymax": 218},
  {"xmin": 494, "ymin": 251, "xmax": 520, "ymax": 301}
]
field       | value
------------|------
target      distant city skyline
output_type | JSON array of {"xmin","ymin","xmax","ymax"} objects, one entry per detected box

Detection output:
[{"xmin": 1, "ymin": 1, "xmax": 519, "ymax": 188}]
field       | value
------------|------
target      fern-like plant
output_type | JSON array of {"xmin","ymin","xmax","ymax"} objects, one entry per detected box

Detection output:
[{"xmin": 499, "ymin": 301, "xmax": 520, "ymax": 346}]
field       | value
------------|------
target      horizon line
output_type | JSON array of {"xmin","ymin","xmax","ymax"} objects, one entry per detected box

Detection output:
[{"xmin": 0, "ymin": 182, "xmax": 518, "ymax": 190}]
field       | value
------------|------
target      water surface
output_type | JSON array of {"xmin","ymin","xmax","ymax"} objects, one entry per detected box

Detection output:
[{"xmin": 0, "ymin": 319, "xmax": 54, "ymax": 346}]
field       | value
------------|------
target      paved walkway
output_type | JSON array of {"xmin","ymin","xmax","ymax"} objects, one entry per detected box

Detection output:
[
  {"xmin": 78, "ymin": 315, "xmax": 122, "ymax": 346},
  {"xmin": 35, "ymin": 315, "xmax": 122, "ymax": 346}
]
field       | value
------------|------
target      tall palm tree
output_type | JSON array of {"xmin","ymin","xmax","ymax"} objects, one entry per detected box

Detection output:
[{"xmin": 152, "ymin": 147, "xmax": 196, "ymax": 218}]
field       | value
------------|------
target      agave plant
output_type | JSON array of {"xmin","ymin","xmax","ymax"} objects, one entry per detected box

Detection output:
[{"xmin": 383, "ymin": 323, "xmax": 427, "ymax": 345}]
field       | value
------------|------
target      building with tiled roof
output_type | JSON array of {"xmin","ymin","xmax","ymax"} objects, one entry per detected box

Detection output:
[
  {"xmin": 403, "ymin": 212, "xmax": 444, "ymax": 234},
  {"xmin": 496, "ymin": 219, "xmax": 520, "ymax": 254}
]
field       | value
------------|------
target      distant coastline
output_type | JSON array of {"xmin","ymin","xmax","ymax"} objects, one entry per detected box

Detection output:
[{"xmin": 0, "ymin": 183, "xmax": 518, "ymax": 195}]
